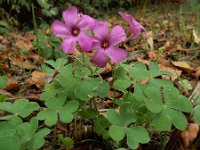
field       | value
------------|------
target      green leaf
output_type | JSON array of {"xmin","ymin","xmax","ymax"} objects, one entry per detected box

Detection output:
[
  {"xmin": 94, "ymin": 115, "xmax": 111, "ymax": 140},
  {"xmin": 119, "ymin": 103, "xmax": 136, "ymax": 126},
  {"xmin": 192, "ymin": 105, "xmax": 200, "ymax": 124},
  {"xmin": 169, "ymin": 95, "xmax": 193, "ymax": 113},
  {"xmin": 58, "ymin": 135, "xmax": 74, "ymax": 148},
  {"xmin": 0, "ymin": 99, "xmax": 40, "ymax": 118},
  {"xmin": 0, "ymin": 76, "xmax": 8, "ymax": 89},
  {"xmin": 97, "ymin": 80, "xmax": 110, "ymax": 98},
  {"xmin": 128, "ymin": 62, "xmax": 151, "ymax": 81},
  {"xmin": 167, "ymin": 108, "xmax": 188, "ymax": 130},
  {"xmin": 114, "ymin": 79, "xmax": 131, "ymax": 91},
  {"xmin": 144, "ymin": 86, "xmax": 163, "ymax": 113},
  {"xmin": 127, "ymin": 126, "xmax": 150, "ymax": 149},
  {"xmin": 152, "ymin": 110, "xmax": 171, "ymax": 131},
  {"xmin": 37, "ymin": 109, "xmax": 58, "ymax": 126},
  {"xmin": 149, "ymin": 62, "xmax": 172, "ymax": 77},
  {"xmin": 59, "ymin": 101, "xmax": 79, "ymax": 123},
  {"xmin": 107, "ymin": 109, "xmax": 122, "ymax": 126},
  {"xmin": 109, "ymin": 125, "xmax": 125, "ymax": 141},
  {"xmin": 0, "ymin": 136, "xmax": 20, "ymax": 150},
  {"xmin": 28, "ymin": 128, "xmax": 50, "ymax": 150},
  {"xmin": 75, "ymin": 78, "xmax": 99, "ymax": 101},
  {"xmin": 178, "ymin": 79, "xmax": 192, "ymax": 90}
]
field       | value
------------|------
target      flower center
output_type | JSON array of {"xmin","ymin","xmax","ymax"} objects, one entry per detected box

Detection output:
[
  {"xmin": 72, "ymin": 28, "xmax": 79, "ymax": 36},
  {"xmin": 102, "ymin": 41, "xmax": 109, "ymax": 49}
]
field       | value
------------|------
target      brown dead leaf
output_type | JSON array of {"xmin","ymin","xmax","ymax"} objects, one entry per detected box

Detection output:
[
  {"xmin": 0, "ymin": 89, "xmax": 13, "ymax": 97},
  {"xmin": 15, "ymin": 40, "xmax": 33, "ymax": 51},
  {"xmin": 171, "ymin": 61, "xmax": 195, "ymax": 74},
  {"xmin": 147, "ymin": 31, "xmax": 154, "ymax": 50},
  {"xmin": 180, "ymin": 123, "xmax": 199, "ymax": 148},
  {"xmin": 148, "ymin": 51, "xmax": 157, "ymax": 60},
  {"xmin": 27, "ymin": 71, "xmax": 48, "ymax": 89},
  {"xmin": 193, "ymin": 67, "xmax": 200, "ymax": 79},
  {"xmin": 3, "ymin": 77, "xmax": 20, "ymax": 91},
  {"xmin": 193, "ymin": 30, "xmax": 200, "ymax": 44},
  {"xmin": 10, "ymin": 56, "xmax": 36, "ymax": 70}
]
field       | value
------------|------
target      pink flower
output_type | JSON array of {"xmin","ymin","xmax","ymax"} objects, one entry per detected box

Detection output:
[
  {"xmin": 51, "ymin": 6, "xmax": 96, "ymax": 54},
  {"xmin": 92, "ymin": 22, "xmax": 126, "ymax": 68},
  {"xmin": 119, "ymin": 12, "xmax": 146, "ymax": 39}
]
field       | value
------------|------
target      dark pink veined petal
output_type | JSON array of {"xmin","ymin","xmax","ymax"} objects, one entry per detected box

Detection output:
[
  {"xmin": 93, "ymin": 21, "xmax": 109, "ymax": 40},
  {"xmin": 61, "ymin": 37, "xmax": 77, "ymax": 54},
  {"xmin": 62, "ymin": 6, "xmax": 78, "ymax": 28},
  {"xmin": 109, "ymin": 25, "xmax": 126, "ymax": 46},
  {"xmin": 78, "ymin": 32, "xmax": 98, "ymax": 51},
  {"xmin": 106, "ymin": 47, "xmax": 126, "ymax": 64},
  {"xmin": 92, "ymin": 48, "xmax": 107, "ymax": 68},
  {"xmin": 51, "ymin": 20, "xmax": 69, "ymax": 37},
  {"xmin": 77, "ymin": 14, "xmax": 96, "ymax": 30}
]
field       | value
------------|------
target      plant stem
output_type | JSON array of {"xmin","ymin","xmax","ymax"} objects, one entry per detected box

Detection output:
[{"xmin": 51, "ymin": 124, "xmax": 57, "ymax": 150}]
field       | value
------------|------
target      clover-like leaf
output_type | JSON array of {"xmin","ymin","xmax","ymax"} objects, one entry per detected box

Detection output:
[
  {"xmin": 37, "ymin": 109, "xmax": 58, "ymax": 126},
  {"xmin": 94, "ymin": 115, "xmax": 111, "ymax": 140},
  {"xmin": 0, "ymin": 99, "xmax": 40, "ymax": 118},
  {"xmin": 192, "ymin": 105, "xmax": 200, "ymax": 124},
  {"xmin": 109, "ymin": 125, "xmax": 125, "ymax": 142},
  {"xmin": 144, "ymin": 86, "xmax": 163, "ymax": 113},
  {"xmin": 149, "ymin": 62, "xmax": 172, "ymax": 77},
  {"xmin": 114, "ymin": 79, "xmax": 132, "ymax": 91},
  {"xmin": 59, "ymin": 101, "xmax": 79, "ymax": 123},
  {"xmin": 126, "ymin": 126, "xmax": 150, "ymax": 149},
  {"xmin": 128, "ymin": 62, "xmax": 151, "ymax": 81},
  {"xmin": 107, "ymin": 109, "xmax": 122, "ymax": 126},
  {"xmin": 75, "ymin": 78, "xmax": 99, "ymax": 101},
  {"xmin": 119, "ymin": 103, "xmax": 136, "ymax": 126}
]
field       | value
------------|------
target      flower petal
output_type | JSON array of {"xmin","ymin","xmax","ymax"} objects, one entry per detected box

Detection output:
[
  {"xmin": 51, "ymin": 20, "xmax": 69, "ymax": 37},
  {"xmin": 106, "ymin": 47, "xmax": 126, "ymax": 64},
  {"xmin": 78, "ymin": 32, "xmax": 98, "ymax": 51},
  {"xmin": 77, "ymin": 14, "xmax": 96, "ymax": 30},
  {"xmin": 92, "ymin": 48, "xmax": 107, "ymax": 68},
  {"xmin": 109, "ymin": 25, "xmax": 126, "ymax": 46},
  {"xmin": 119, "ymin": 12, "xmax": 133, "ymax": 25},
  {"xmin": 61, "ymin": 38, "xmax": 77, "ymax": 54},
  {"xmin": 62, "ymin": 6, "xmax": 78, "ymax": 28},
  {"xmin": 93, "ymin": 21, "xmax": 109, "ymax": 40}
]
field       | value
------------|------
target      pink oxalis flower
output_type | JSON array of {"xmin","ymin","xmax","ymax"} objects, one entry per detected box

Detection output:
[
  {"xmin": 51, "ymin": 6, "xmax": 96, "ymax": 54},
  {"xmin": 92, "ymin": 22, "xmax": 126, "ymax": 68},
  {"xmin": 119, "ymin": 12, "xmax": 146, "ymax": 39}
]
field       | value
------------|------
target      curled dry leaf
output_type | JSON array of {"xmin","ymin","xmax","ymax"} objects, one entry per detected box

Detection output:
[
  {"xmin": 180, "ymin": 123, "xmax": 199, "ymax": 148},
  {"xmin": 3, "ymin": 76, "xmax": 20, "ymax": 91},
  {"xmin": 27, "ymin": 71, "xmax": 48, "ymax": 89},
  {"xmin": 147, "ymin": 31, "xmax": 154, "ymax": 50},
  {"xmin": 193, "ymin": 30, "xmax": 200, "ymax": 44},
  {"xmin": 10, "ymin": 56, "xmax": 36, "ymax": 70},
  {"xmin": 171, "ymin": 61, "xmax": 195, "ymax": 74}
]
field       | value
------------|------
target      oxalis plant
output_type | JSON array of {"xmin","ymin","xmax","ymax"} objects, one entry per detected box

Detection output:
[{"xmin": 1, "ymin": 6, "xmax": 200, "ymax": 150}]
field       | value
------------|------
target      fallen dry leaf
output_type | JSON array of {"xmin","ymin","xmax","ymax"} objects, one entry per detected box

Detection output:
[
  {"xmin": 171, "ymin": 61, "xmax": 195, "ymax": 74},
  {"xmin": 193, "ymin": 67, "xmax": 200, "ymax": 79},
  {"xmin": 147, "ymin": 31, "xmax": 154, "ymax": 50},
  {"xmin": 10, "ymin": 56, "xmax": 36, "ymax": 70},
  {"xmin": 27, "ymin": 71, "xmax": 48, "ymax": 89},
  {"xmin": 193, "ymin": 30, "xmax": 200, "ymax": 44},
  {"xmin": 3, "ymin": 77, "xmax": 20, "ymax": 91},
  {"xmin": 180, "ymin": 123, "xmax": 199, "ymax": 148},
  {"xmin": 15, "ymin": 40, "xmax": 33, "ymax": 51}
]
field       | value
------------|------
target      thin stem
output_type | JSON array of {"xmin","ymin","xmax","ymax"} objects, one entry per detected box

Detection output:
[{"xmin": 51, "ymin": 124, "xmax": 57, "ymax": 150}]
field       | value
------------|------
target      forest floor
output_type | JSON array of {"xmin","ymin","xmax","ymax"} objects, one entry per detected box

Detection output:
[{"xmin": 0, "ymin": 3, "xmax": 200, "ymax": 150}]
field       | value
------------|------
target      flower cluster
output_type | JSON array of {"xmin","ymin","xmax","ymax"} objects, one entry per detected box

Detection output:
[{"xmin": 51, "ymin": 6, "xmax": 145, "ymax": 68}]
